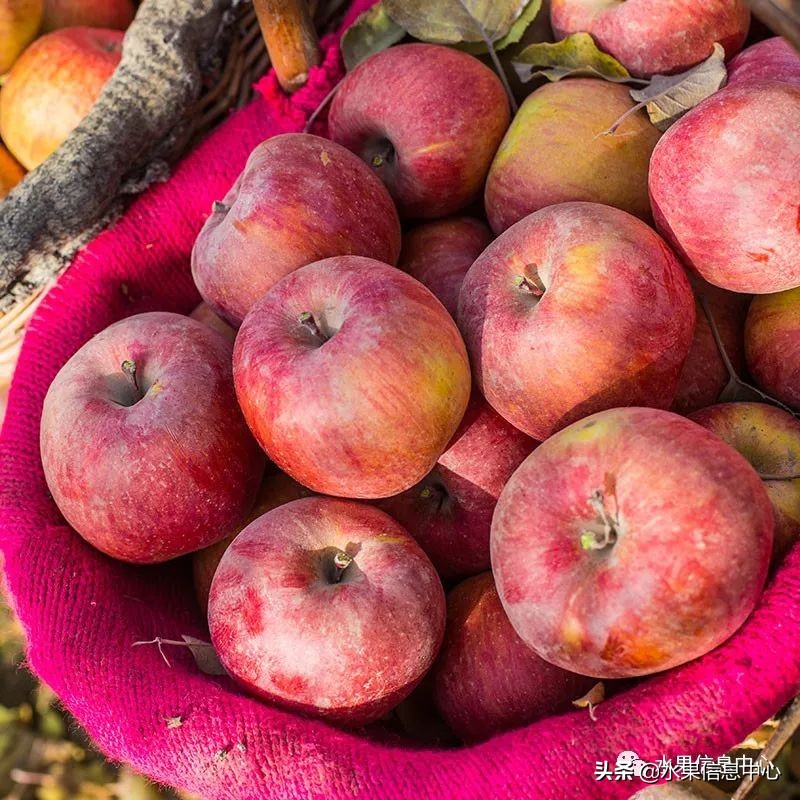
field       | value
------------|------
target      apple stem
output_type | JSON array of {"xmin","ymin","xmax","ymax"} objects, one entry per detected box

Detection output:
[
  {"xmin": 212, "ymin": 201, "xmax": 230, "ymax": 214},
  {"xmin": 370, "ymin": 140, "xmax": 395, "ymax": 169},
  {"xmin": 581, "ymin": 489, "xmax": 619, "ymax": 551},
  {"xmin": 514, "ymin": 271, "xmax": 545, "ymax": 297},
  {"xmin": 121, "ymin": 359, "xmax": 142, "ymax": 399},
  {"xmin": 332, "ymin": 549, "xmax": 354, "ymax": 583},
  {"xmin": 297, "ymin": 311, "xmax": 326, "ymax": 342},
  {"xmin": 758, "ymin": 472, "xmax": 800, "ymax": 482},
  {"xmin": 420, "ymin": 483, "xmax": 448, "ymax": 512}
]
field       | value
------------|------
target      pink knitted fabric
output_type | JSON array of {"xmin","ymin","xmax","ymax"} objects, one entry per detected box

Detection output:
[{"xmin": 2, "ymin": 6, "xmax": 800, "ymax": 797}]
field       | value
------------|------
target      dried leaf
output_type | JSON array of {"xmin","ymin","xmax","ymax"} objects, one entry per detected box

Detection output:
[
  {"xmin": 164, "ymin": 715, "xmax": 183, "ymax": 729},
  {"xmin": 457, "ymin": 0, "xmax": 542, "ymax": 53},
  {"xmin": 629, "ymin": 43, "xmax": 727, "ymax": 131},
  {"xmin": 384, "ymin": 0, "xmax": 530, "ymax": 45},
  {"xmin": 573, "ymin": 682, "xmax": 605, "ymax": 721},
  {"xmin": 181, "ymin": 635, "xmax": 227, "ymax": 676},
  {"xmin": 341, "ymin": 3, "xmax": 406, "ymax": 70},
  {"xmin": 513, "ymin": 32, "xmax": 630, "ymax": 83}
]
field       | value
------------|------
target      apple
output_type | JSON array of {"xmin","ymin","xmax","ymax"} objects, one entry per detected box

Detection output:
[
  {"xmin": 41, "ymin": 0, "xmax": 134, "ymax": 32},
  {"xmin": 188, "ymin": 301, "xmax": 235, "ymax": 343},
  {"xmin": 457, "ymin": 201, "xmax": 695, "ymax": 441},
  {"xmin": 191, "ymin": 133, "xmax": 401, "ymax": 327},
  {"xmin": 233, "ymin": 256, "xmax": 471, "ymax": 499},
  {"xmin": 690, "ymin": 402, "xmax": 800, "ymax": 565},
  {"xmin": 208, "ymin": 496, "xmax": 445, "ymax": 726},
  {"xmin": 193, "ymin": 470, "xmax": 311, "ymax": 613},
  {"xmin": 491, "ymin": 406, "xmax": 773, "ymax": 678},
  {"xmin": 0, "ymin": 26, "xmax": 123, "ymax": 169},
  {"xmin": 0, "ymin": 0, "xmax": 42, "ymax": 74},
  {"xmin": 328, "ymin": 43, "xmax": 510, "ymax": 219},
  {"xmin": 377, "ymin": 392, "xmax": 535, "ymax": 580},
  {"xmin": 727, "ymin": 36, "xmax": 800, "ymax": 90},
  {"xmin": 672, "ymin": 277, "xmax": 749, "ymax": 415},
  {"xmin": 745, "ymin": 288, "xmax": 800, "ymax": 409},
  {"xmin": 649, "ymin": 81, "xmax": 800, "ymax": 294},
  {"xmin": 432, "ymin": 572, "xmax": 595, "ymax": 743},
  {"xmin": 0, "ymin": 142, "xmax": 24, "ymax": 198},
  {"xmin": 485, "ymin": 79, "xmax": 661, "ymax": 233},
  {"xmin": 550, "ymin": 0, "xmax": 750, "ymax": 78},
  {"xmin": 40, "ymin": 312, "xmax": 265, "ymax": 563},
  {"xmin": 398, "ymin": 217, "xmax": 491, "ymax": 319}
]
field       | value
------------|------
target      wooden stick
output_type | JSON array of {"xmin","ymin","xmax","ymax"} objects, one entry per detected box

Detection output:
[
  {"xmin": 745, "ymin": 0, "xmax": 800, "ymax": 52},
  {"xmin": 253, "ymin": 0, "xmax": 321, "ymax": 93}
]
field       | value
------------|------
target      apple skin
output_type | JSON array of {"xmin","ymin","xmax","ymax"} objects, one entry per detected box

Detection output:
[
  {"xmin": 328, "ymin": 43, "xmax": 510, "ymax": 220},
  {"xmin": 671, "ymin": 277, "xmax": 749, "ymax": 415},
  {"xmin": 40, "ymin": 312, "xmax": 265, "ymax": 564},
  {"xmin": 649, "ymin": 81, "xmax": 800, "ymax": 294},
  {"xmin": 690, "ymin": 402, "xmax": 800, "ymax": 565},
  {"xmin": 208, "ymin": 496, "xmax": 445, "ymax": 726},
  {"xmin": 0, "ymin": 143, "xmax": 24, "ymax": 198},
  {"xmin": 193, "ymin": 471, "xmax": 311, "ymax": 613},
  {"xmin": 398, "ymin": 217, "xmax": 491, "ymax": 319},
  {"xmin": 457, "ymin": 201, "xmax": 695, "ymax": 441},
  {"xmin": 745, "ymin": 288, "xmax": 800, "ymax": 409},
  {"xmin": 485, "ymin": 79, "xmax": 661, "ymax": 234},
  {"xmin": 0, "ymin": 0, "xmax": 42, "ymax": 74},
  {"xmin": 432, "ymin": 572, "xmax": 595, "ymax": 743},
  {"xmin": 0, "ymin": 26, "xmax": 123, "ymax": 169},
  {"xmin": 42, "ymin": 0, "xmax": 134, "ymax": 32},
  {"xmin": 188, "ymin": 301, "xmax": 235, "ymax": 343},
  {"xmin": 491, "ymin": 407, "xmax": 773, "ymax": 679},
  {"xmin": 233, "ymin": 256, "xmax": 472, "ymax": 499},
  {"xmin": 377, "ymin": 392, "xmax": 535, "ymax": 580},
  {"xmin": 727, "ymin": 37, "xmax": 800, "ymax": 90},
  {"xmin": 192, "ymin": 133, "xmax": 401, "ymax": 328},
  {"xmin": 550, "ymin": 0, "xmax": 750, "ymax": 78}
]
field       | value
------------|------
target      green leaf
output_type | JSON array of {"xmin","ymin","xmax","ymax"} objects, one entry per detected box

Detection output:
[
  {"xmin": 629, "ymin": 43, "xmax": 727, "ymax": 131},
  {"xmin": 341, "ymin": 3, "xmax": 406, "ymax": 71},
  {"xmin": 384, "ymin": 0, "xmax": 531, "ymax": 45},
  {"xmin": 457, "ymin": 0, "xmax": 542, "ymax": 53},
  {"xmin": 512, "ymin": 32, "xmax": 631, "ymax": 83}
]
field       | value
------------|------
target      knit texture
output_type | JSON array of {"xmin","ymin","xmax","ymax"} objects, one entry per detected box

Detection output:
[{"xmin": 2, "ymin": 5, "xmax": 800, "ymax": 797}]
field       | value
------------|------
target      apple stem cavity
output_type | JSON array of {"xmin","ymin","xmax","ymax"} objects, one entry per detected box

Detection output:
[
  {"xmin": 581, "ymin": 489, "xmax": 619, "ymax": 551},
  {"xmin": 370, "ymin": 139, "xmax": 395, "ymax": 169},
  {"xmin": 331, "ymin": 549, "xmax": 354, "ymax": 583},
  {"xmin": 420, "ymin": 483, "xmax": 448, "ymax": 513},
  {"xmin": 121, "ymin": 359, "xmax": 143, "ymax": 399}
]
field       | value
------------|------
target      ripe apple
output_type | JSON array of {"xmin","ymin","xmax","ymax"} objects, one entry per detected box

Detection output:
[
  {"xmin": 42, "ymin": 0, "xmax": 134, "ymax": 32},
  {"xmin": 0, "ymin": 0, "xmax": 42, "ymax": 74},
  {"xmin": 491, "ymin": 407, "xmax": 773, "ymax": 678},
  {"xmin": 0, "ymin": 26, "xmax": 123, "ymax": 169},
  {"xmin": 745, "ymin": 288, "xmax": 800, "ymax": 409},
  {"xmin": 398, "ymin": 217, "xmax": 491, "ymax": 319},
  {"xmin": 188, "ymin": 301, "xmax": 235, "ymax": 343},
  {"xmin": 727, "ymin": 37, "xmax": 800, "ymax": 90},
  {"xmin": 234, "ymin": 256, "xmax": 471, "ymax": 498},
  {"xmin": 672, "ymin": 277, "xmax": 749, "ymax": 415},
  {"xmin": 328, "ymin": 43, "xmax": 510, "ymax": 219},
  {"xmin": 377, "ymin": 392, "xmax": 535, "ymax": 580},
  {"xmin": 192, "ymin": 133, "xmax": 401, "ymax": 327},
  {"xmin": 193, "ymin": 470, "xmax": 311, "ymax": 613},
  {"xmin": 649, "ymin": 81, "xmax": 800, "ymax": 294},
  {"xmin": 0, "ymin": 142, "xmax": 24, "ymax": 198},
  {"xmin": 550, "ymin": 0, "xmax": 750, "ymax": 77},
  {"xmin": 40, "ymin": 312, "xmax": 265, "ymax": 563},
  {"xmin": 457, "ymin": 201, "xmax": 695, "ymax": 441},
  {"xmin": 690, "ymin": 402, "xmax": 800, "ymax": 565},
  {"xmin": 208, "ymin": 497, "xmax": 445, "ymax": 726},
  {"xmin": 432, "ymin": 572, "xmax": 595, "ymax": 742},
  {"xmin": 485, "ymin": 79, "xmax": 661, "ymax": 233}
]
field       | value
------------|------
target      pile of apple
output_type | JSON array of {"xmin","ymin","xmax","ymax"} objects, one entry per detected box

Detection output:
[
  {"xmin": 0, "ymin": 0, "xmax": 134, "ymax": 195},
  {"xmin": 38, "ymin": 0, "xmax": 800, "ymax": 746}
]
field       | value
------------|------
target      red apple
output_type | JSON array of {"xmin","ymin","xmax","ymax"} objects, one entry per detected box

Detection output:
[
  {"xmin": 193, "ymin": 470, "xmax": 311, "ymax": 613},
  {"xmin": 233, "ymin": 256, "xmax": 471, "ymax": 498},
  {"xmin": 0, "ymin": 26, "xmax": 123, "ymax": 169},
  {"xmin": 690, "ymin": 402, "xmax": 800, "ymax": 565},
  {"xmin": 491, "ymin": 407, "xmax": 773, "ymax": 678},
  {"xmin": 649, "ymin": 81, "xmax": 800, "ymax": 294},
  {"xmin": 550, "ymin": 0, "xmax": 750, "ymax": 78},
  {"xmin": 328, "ymin": 43, "xmax": 510, "ymax": 219},
  {"xmin": 0, "ymin": 0, "xmax": 42, "ymax": 74},
  {"xmin": 457, "ymin": 201, "xmax": 695, "ymax": 441},
  {"xmin": 208, "ymin": 496, "xmax": 445, "ymax": 726},
  {"xmin": 41, "ymin": 0, "xmax": 134, "ymax": 32},
  {"xmin": 377, "ymin": 393, "xmax": 535, "ymax": 580},
  {"xmin": 485, "ymin": 79, "xmax": 661, "ymax": 233},
  {"xmin": 192, "ymin": 133, "xmax": 401, "ymax": 328},
  {"xmin": 398, "ymin": 217, "xmax": 491, "ymax": 319},
  {"xmin": 432, "ymin": 572, "xmax": 595, "ymax": 743},
  {"xmin": 40, "ymin": 312, "xmax": 265, "ymax": 563},
  {"xmin": 727, "ymin": 37, "xmax": 800, "ymax": 90},
  {"xmin": 745, "ymin": 288, "xmax": 800, "ymax": 409},
  {"xmin": 188, "ymin": 301, "xmax": 235, "ymax": 343}
]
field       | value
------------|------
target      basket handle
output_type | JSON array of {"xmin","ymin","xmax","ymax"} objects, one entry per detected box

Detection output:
[
  {"xmin": 254, "ymin": 0, "xmax": 322, "ymax": 93},
  {"xmin": 744, "ymin": 0, "xmax": 800, "ymax": 51}
]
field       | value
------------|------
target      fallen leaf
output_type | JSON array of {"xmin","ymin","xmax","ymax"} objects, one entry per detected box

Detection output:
[
  {"xmin": 513, "ymin": 32, "xmax": 630, "ymax": 83},
  {"xmin": 573, "ymin": 682, "xmax": 605, "ymax": 721},
  {"xmin": 384, "ymin": 0, "xmax": 530, "ymax": 46},
  {"xmin": 629, "ymin": 43, "xmax": 727, "ymax": 131},
  {"xmin": 458, "ymin": 0, "xmax": 542, "ymax": 53},
  {"xmin": 181, "ymin": 635, "xmax": 227, "ymax": 676},
  {"xmin": 164, "ymin": 716, "xmax": 183, "ymax": 729},
  {"xmin": 341, "ymin": 3, "xmax": 405, "ymax": 70}
]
